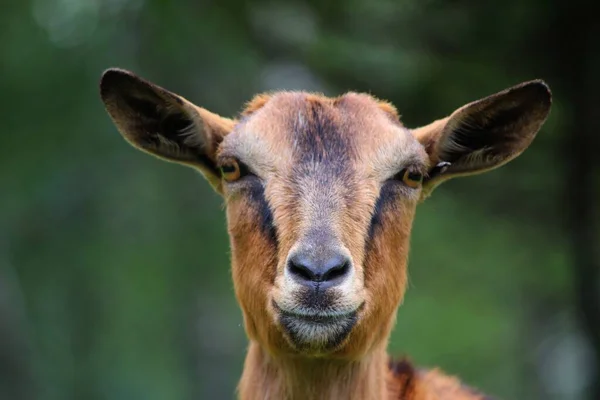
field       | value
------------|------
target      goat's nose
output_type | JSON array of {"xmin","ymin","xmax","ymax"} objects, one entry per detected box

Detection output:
[{"xmin": 287, "ymin": 250, "xmax": 351, "ymax": 289}]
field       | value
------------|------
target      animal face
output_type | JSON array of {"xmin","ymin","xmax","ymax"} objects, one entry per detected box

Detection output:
[
  {"xmin": 220, "ymin": 92, "xmax": 427, "ymax": 356},
  {"xmin": 100, "ymin": 69, "xmax": 551, "ymax": 359}
]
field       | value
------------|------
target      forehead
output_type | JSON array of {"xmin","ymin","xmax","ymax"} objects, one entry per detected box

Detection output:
[{"xmin": 220, "ymin": 92, "xmax": 427, "ymax": 174}]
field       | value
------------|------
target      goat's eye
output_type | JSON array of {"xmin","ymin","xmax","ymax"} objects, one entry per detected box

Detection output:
[
  {"xmin": 220, "ymin": 159, "xmax": 247, "ymax": 182},
  {"xmin": 399, "ymin": 168, "xmax": 423, "ymax": 188}
]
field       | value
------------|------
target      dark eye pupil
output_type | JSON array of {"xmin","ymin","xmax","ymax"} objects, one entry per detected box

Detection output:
[
  {"xmin": 221, "ymin": 164, "xmax": 237, "ymax": 174},
  {"xmin": 407, "ymin": 172, "xmax": 422, "ymax": 181}
]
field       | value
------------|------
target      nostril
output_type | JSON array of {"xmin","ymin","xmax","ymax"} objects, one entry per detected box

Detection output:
[
  {"xmin": 322, "ymin": 261, "xmax": 350, "ymax": 282},
  {"xmin": 288, "ymin": 259, "xmax": 316, "ymax": 282}
]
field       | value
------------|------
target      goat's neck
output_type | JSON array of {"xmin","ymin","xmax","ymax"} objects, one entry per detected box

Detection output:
[{"xmin": 238, "ymin": 341, "xmax": 390, "ymax": 400}]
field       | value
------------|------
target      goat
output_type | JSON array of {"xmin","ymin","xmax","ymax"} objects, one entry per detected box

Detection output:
[{"xmin": 100, "ymin": 68, "xmax": 551, "ymax": 399}]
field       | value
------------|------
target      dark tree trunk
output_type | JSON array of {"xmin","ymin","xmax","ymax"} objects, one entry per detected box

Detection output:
[
  {"xmin": 0, "ymin": 263, "xmax": 34, "ymax": 400},
  {"xmin": 550, "ymin": 1, "xmax": 600, "ymax": 398}
]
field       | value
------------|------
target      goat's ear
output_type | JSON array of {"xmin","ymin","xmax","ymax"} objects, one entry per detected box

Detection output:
[
  {"xmin": 100, "ymin": 68, "xmax": 235, "ymax": 193},
  {"xmin": 412, "ymin": 80, "xmax": 551, "ymax": 199}
]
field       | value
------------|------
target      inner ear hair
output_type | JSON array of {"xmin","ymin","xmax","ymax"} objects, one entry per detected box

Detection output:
[
  {"xmin": 438, "ymin": 98, "xmax": 538, "ymax": 169},
  {"xmin": 103, "ymin": 75, "xmax": 197, "ymax": 148},
  {"xmin": 414, "ymin": 80, "xmax": 551, "ymax": 200},
  {"xmin": 425, "ymin": 80, "xmax": 551, "ymax": 175},
  {"xmin": 129, "ymin": 95, "xmax": 197, "ymax": 150}
]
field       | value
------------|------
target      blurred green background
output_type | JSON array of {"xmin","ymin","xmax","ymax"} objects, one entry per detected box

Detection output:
[{"xmin": 1, "ymin": 0, "xmax": 598, "ymax": 399}]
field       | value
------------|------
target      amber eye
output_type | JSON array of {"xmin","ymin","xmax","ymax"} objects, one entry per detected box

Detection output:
[
  {"xmin": 220, "ymin": 160, "xmax": 242, "ymax": 182},
  {"xmin": 400, "ymin": 168, "xmax": 424, "ymax": 188}
]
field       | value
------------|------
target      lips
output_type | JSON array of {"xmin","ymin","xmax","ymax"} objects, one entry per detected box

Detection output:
[
  {"xmin": 273, "ymin": 301, "xmax": 361, "ymax": 351},
  {"xmin": 274, "ymin": 302, "xmax": 356, "ymax": 323}
]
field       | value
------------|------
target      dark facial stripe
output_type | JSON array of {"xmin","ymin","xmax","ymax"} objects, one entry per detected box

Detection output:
[
  {"xmin": 366, "ymin": 183, "xmax": 398, "ymax": 245},
  {"xmin": 246, "ymin": 179, "xmax": 278, "ymax": 245},
  {"xmin": 293, "ymin": 101, "xmax": 352, "ymax": 166}
]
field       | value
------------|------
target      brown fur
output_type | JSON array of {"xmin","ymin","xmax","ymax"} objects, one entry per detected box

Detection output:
[{"xmin": 99, "ymin": 69, "xmax": 551, "ymax": 400}]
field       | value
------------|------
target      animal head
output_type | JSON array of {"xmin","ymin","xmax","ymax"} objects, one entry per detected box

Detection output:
[{"xmin": 100, "ymin": 69, "xmax": 551, "ymax": 359}]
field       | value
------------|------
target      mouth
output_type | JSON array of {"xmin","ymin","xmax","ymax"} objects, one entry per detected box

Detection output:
[{"xmin": 273, "ymin": 301, "xmax": 363, "ymax": 352}]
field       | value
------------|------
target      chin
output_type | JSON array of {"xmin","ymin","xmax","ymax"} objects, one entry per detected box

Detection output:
[{"xmin": 273, "ymin": 301, "xmax": 362, "ymax": 354}]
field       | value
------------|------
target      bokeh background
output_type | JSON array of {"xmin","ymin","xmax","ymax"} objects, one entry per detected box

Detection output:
[{"xmin": 1, "ymin": 0, "xmax": 599, "ymax": 399}]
